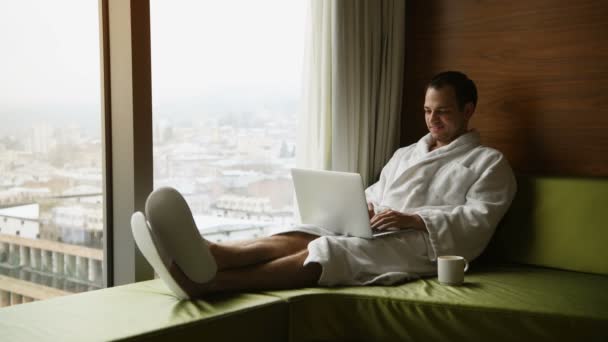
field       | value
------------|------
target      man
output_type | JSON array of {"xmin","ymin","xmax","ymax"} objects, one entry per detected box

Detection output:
[{"xmin": 131, "ymin": 71, "xmax": 516, "ymax": 299}]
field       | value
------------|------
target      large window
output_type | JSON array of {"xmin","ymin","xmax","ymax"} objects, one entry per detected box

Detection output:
[
  {"xmin": 151, "ymin": 1, "xmax": 306, "ymax": 242},
  {"xmin": 0, "ymin": 1, "xmax": 103, "ymax": 307}
]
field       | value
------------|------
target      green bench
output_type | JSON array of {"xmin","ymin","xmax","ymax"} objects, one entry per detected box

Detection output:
[{"xmin": 1, "ymin": 176, "xmax": 607, "ymax": 341}]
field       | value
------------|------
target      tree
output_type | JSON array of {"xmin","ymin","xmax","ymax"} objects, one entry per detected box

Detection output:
[{"xmin": 279, "ymin": 141, "xmax": 290, "ymax": 158}]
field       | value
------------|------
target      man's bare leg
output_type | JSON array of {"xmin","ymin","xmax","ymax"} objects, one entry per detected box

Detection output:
[
  {"xmin": 220, "ymin": 239, "xmax": 257, "ymax": 247},
  {"xmin": 202, "ymin": 249, "xmax": 321, "ymax": 294},
  {"xmin": 209, "ymin": 232, "xmax": 318, "ymax": 271}
]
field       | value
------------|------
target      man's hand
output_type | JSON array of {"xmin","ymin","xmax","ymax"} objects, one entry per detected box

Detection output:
[
  {"xmin": 367, "ymin": 203, "xmax": 375, "ymax": 220},
  {"xmin": 370, "ymin": 209, "xmax": 426, "ymax": 232}
]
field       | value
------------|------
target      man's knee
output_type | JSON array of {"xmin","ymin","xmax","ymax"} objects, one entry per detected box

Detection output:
[
  {"xmin": 287, "ymin": 249, "xmax": 312, "ymax": 269},
  {"xmin": 273, "ymin": 232, "xmax": 317, "ymax": 251},
  {"xmin": 293, "ymin": 249, "xmax": 321, "ymax": 283},
  {"xmin": 293, "ymin": 248, "xmax": 309, "ymax": 261}
]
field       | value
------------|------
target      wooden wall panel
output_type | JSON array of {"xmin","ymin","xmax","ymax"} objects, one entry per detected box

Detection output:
[{"xmin": 402, "ymin": 0, "xmax": 608, "ymax": 176}]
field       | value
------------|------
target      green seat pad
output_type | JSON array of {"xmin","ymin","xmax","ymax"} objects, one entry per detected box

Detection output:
[
  {"xmin": 265, "ymin": 264, "xmax": 608, "ymax": 342},
  {"xmin": 0, "ymin": 279, "xmax": 287, "ymax": 342},
  {"xmin": 483, "ymin": 176, "xmax": 608, "ymax": 275}
]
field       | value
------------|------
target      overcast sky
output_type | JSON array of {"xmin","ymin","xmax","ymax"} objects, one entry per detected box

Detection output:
[
  {"xmin": 0, "ymin": 0, "xmax": 306, "ymax": 123},
  {"xmin": 151, "ymin": 0, "xmax": 306, "ymax": 102},
  {"xmin": 0, "ymin": 1, "xmax": 100, "ymax": 108}
]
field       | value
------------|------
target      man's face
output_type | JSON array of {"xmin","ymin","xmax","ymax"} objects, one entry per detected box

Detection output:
[{"xmin": 424, "ymin": 86, "xmax": 474, "ymax": 146}]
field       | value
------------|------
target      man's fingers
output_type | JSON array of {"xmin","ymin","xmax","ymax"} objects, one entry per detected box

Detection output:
[
  {"xmin": 371, "ymin": 214, "xmax": 388, "ymax": 226},
  {"xmin": 370, "ymin": 209, "xmax": 394, "ymax": 224},
  {"xmin": 371, "ymin": 215, "xmax": 396, "ymax": 229},
  {"xmin": 374, "ymin": 219, "xmax": 398, "ymax": 231},
  {"xmin": 376, "ymin": 223, "xmax": 395, "ymax": 231}
]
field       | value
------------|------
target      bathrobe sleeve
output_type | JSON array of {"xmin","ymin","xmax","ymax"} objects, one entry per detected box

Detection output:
[{"xmin": 416, "ymin": 153, "xmax": 517, "ymax": 262}]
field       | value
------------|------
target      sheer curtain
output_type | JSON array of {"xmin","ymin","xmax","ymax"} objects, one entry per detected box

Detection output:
[{"xmin": 297, "ymin": 0, "xmax": 406, "ymax": 186}]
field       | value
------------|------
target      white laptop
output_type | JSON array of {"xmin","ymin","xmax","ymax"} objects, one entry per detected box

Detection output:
[{"xmin": 291, "ymin": 168, "xmax": 404, "ymax": 239}]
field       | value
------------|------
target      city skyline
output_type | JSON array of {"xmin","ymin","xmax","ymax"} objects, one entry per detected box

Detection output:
[{"xmin": 0, "ymin": 103, "xmax": 300, "ymax": 307}]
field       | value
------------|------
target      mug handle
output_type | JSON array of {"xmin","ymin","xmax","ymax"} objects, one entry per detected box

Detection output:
[{"xmin": 463, "ymin": 258, "xmax": 469, "ymax": 273}]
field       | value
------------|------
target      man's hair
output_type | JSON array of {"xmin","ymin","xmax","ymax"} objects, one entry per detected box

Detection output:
[{"xmin": 428, "ymin": 71, "xmax": 477, "ymax": 111}]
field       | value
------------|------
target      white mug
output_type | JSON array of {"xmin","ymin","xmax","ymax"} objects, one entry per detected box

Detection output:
[{"xmin": 437, "ymin": 255, "xmax": 469, "ymax": 285}]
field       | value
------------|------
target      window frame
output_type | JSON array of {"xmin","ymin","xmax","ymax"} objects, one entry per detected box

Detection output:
[{"xmin": 100, "ymin": 0, "xmax": 154, "ymax": 286}]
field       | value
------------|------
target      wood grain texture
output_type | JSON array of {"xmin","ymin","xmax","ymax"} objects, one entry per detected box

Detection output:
[{"xmin": 401, "ymin": 0, "xmax": 608, "ymax": 176}]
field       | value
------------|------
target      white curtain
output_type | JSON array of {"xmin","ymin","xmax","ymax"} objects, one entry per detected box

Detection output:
[{"xmin": 297, "ymin": 0, "xmax": 406, "ymax": 187}]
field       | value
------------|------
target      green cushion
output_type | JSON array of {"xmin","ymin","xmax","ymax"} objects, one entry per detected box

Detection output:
[
  {"xmin": 482, "ymin": 176, "xmax": 608, "ymax": 275},
  {"xmin": 265, "ymin": 264, "xmax": 608, "ymax": 341},
  {"xmin": 2, "ymin": 265, "xmax": 607, "ymax": 341},
  {"xmin": 0, "ymin": 279, "xmax": 287, "ymax": 341}
]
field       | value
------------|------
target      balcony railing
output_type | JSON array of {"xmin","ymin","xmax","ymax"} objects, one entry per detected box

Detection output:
[{"xmin": 0, "ymin": 233, "xmax": 103, "ymax": 307}]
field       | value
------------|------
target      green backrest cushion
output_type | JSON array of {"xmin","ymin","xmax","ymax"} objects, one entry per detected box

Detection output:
[{"xmin": 481, "ymin": 176, "xmax": 608, "ymax": 275}]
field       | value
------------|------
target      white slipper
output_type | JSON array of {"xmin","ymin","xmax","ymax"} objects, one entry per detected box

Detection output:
[
  {"xmin": 145, "ymin": 187, "xmax": 217, "ymax": 284},
  {"xmin": 131, "ymin": 212, "xmax": 190, "ymax": 299}
]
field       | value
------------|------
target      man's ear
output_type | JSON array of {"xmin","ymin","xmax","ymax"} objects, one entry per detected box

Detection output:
[{"xmin": 463, "ymin": 102, "xmax": 475, "ymax": 120}]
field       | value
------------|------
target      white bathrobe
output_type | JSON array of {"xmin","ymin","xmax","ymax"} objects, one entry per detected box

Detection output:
[{"xmin": 271, "ymin": 130, "xmax": 517, "ymax": 286}]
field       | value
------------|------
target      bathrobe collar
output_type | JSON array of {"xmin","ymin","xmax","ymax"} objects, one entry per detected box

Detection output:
[{"xmin": 414, "ymin": 129, "xmax": 481, "ymax": 160}]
